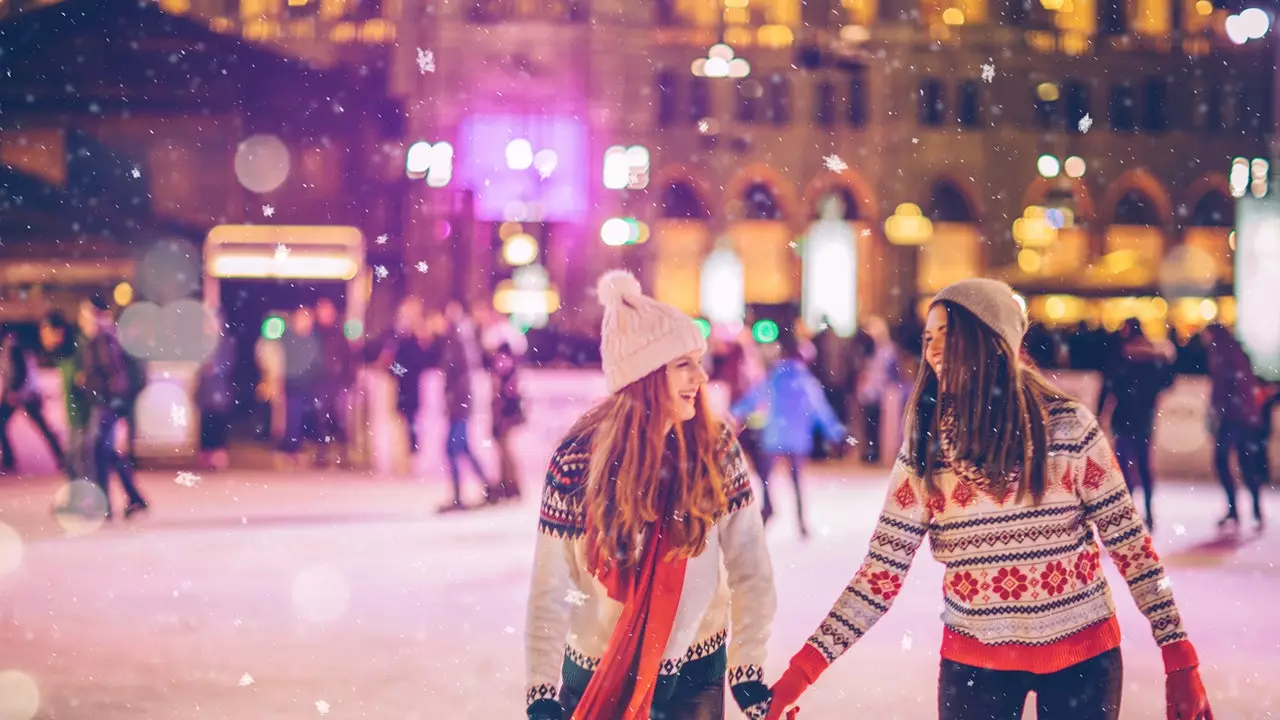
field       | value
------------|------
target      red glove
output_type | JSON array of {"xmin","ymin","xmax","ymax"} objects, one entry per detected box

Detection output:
[
  {"xmin": 765, "ymin": 667, "xmax": 812, "ymax": 720},
  {"xmin": 1166, "ymin": 667, "xmax": 1213, "ymax": 720}
]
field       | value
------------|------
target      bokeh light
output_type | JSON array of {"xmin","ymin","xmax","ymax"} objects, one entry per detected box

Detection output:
[
  {"xmin": 136, "ymin": 381, "xmax": 194, "ymax": 447},
  {"xmin": 154, "ymin": 299, "xmax": 220, "ymax": 363},
  {"xmin": 262, "ymin": 315, "xmax": 286, "ymax": 340},
  {"xmin": 600, "ymin": 218, "xmax": 631, "ymax": 246},
  {"xmin": 1036, "ymin": 155, "xmax": 1060, "ymax": 178},
  {"xmin": 503, "ymin": 233, "xmax": 539, "ymax": 266},
  {"xmin": 693, "ymin": 318, "xmax": 711, "ymax": 339},
  {"xmin": 0, "ymin": 522, "xmax": 22, "ymax": 576},
  {"xmin": 116, "ymin": 301, "xmax": 162, "ymax": 360},
  {"xmin": 1064, "ymin": 156, "xmax": 1086, "ymax": 178},
  {"xmin": 112, "ymin": 282, "xmax": 134, "ymax": 307},
  {"xmin": 505, "ymin": 139, "xmax": 533, "ymax": 171},
  {"xmin": 0, "ymin": 670, "xmax": 40, "ymax": 720},
  {"xmin": 343, "ymin": 319, "xmax": 364, "ymax": 341},
  {"xmin": 51, "ymin": 481, "xmax": 109, "ymax": 536},
  {"xmin": 233, "ymin": 134, "xmax": 291, "ymax": 194},
  {"xmin": 135, "ymin": 238, "xmax": 201, "ymax": 305},
  {"xmin": 752, "ymin": 319, "xmax": 780, "ymax": 344},
  {"xmin": 292, "ymin": 565, "xmax": 351, "ymax": 624}
]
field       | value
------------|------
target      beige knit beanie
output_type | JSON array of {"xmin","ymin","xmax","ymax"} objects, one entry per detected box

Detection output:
[
  {"xmin": 597, "ymin": 269, "xmax": 707, "ymax": 394},
  {"xmin": 931, "ymin": 278, "xmax": 1028, "ymax": 354}
]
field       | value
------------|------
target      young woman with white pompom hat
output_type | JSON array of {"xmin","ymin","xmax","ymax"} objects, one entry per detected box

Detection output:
[{"xmin": 524, "ymin": 270, "xmax": 782, "ymax": 720}]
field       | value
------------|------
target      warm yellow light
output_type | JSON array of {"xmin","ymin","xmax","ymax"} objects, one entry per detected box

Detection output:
[
  {"xmin": 1045, "ymin": 295, "xmax": 1067, "ymax": 319},
  {"xmin": 1199, "ymin": 298, "xmax": 1218, "ymax": 321},
  {"xmin": 503, "ymin": 233, "xmax": 539, "ymax": 267},
  {"xmin": 1036, "ymin": 82, "xmax": 1060, "ymax": 102},
  {"xmin": 210, "ymin": 255, "xmax": 359, "ymax": 280},
  {"xmin": 499, "ymin": 222, "xmax": 523, "ymax": 241},
  {"xmin": 1041, "ymin": 0, "xmax": 1065, "ymax": 10},
  {"xmin": 1013, "ymin": 207, "xmax": 1057, "ymax": 249},
  {"xmin": 942, "ymin": 8, "xmax": 965, "ymax": 24},
  {"xmin": 1018, "ymin": 248, "xmax": 1044, "ymax": 273},
  {"xmin": 884, "ymin": 203, "xmax": 933, "ymax": 246},
  {"xmin": 113, "ymin": 282, "xmax": 134, "ymax": 307},
  {"xmin": 1151, "ymin": 296, "xmax": 1169, "ymax": 316},
  {"xmin": 1195, "ymin": 0, "xmax": 1213, "ymax": 15},
  {"xmin": 493, "ymin": 285, "xmax": 561, "ymax": 315}
]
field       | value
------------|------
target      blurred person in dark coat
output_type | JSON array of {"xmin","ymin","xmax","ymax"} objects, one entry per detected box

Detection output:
[
  {"xmin": 438, "ymin": 302, "xmax": 495, "ymax": 512},
  {"xmin": 1201, "ymin": 324, "xmax": 1266, "ymax": 530},
  {"xmin": 0, "ymin": 330, "xmax": 64, "ymax": 473},
  {"xmin": 314, "ymin": 298, "xmax": 355, "ymax": 466}
]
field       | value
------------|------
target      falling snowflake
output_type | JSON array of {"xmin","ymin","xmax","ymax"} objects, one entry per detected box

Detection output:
[
  {"xmin": 901, "ymin": 631, "xmax": 914, "ymax": 650},
  {"xmin": 389, "ymin": 362, "xmax": 408, "ymax": 377},
  {"xmin": 130, "ymin": 167, "xmax": 141, "ymax": 179},
  {"xmin": 1077, "ymin": 113, "xmax": 1093, "ymax": 133},
  {"xmin": 373, "ymin": 264, "xmax": 389, "ymax": 281},
  {"xmin": 565, "ymin": 589, "xmax": 589, "ymax": 606},
  {"xmin": 504, "ymin": 626, "xmax": 516, "ymax": 634},
  {"xmin": 911, "ymin": 137, "xmax": 920, "ymax": 144},
  {"xmin": 845, "ymin": 435, "xmax": 860, "ymax": 447},
  {"xmin": 415, "ymin": 261, "xmax": 429, "ymax": 273},
  {"xmin": 375, "ymin": 233, "xmax": 389, "ymax": 245},
  {"xmin": 274, "ymin": 243, "xmax": 290, "ymax": 261},
  {"xmin": 170, "ymin": 403, "xmax": 187, "ymax": 427},
  {"xmin": 1173, "ymin": 523, "xmax": 1187, "ymax": 536},
  {"xmin": 822, "ymin": 154, "xmax": 848, "ymax": 173},
  {"xmin": 860, "ymin": 228, "xmax": 871, "ymax": 237},
  {"xmin": 315, "ymin": 700, "xmax": 330, "ymax": 715},
  {"xmin": 1157, "ymin": 577, "xmax": 1173, "ymax": 592},
  {"xmin": 980, "ymin": 62, "xmax": 995, "ymax": 83},
  {"xmin": 262, "ymin": 204, "xmax": 275, "ymax": 218},
  {"xmin": 237, "ymin": 673, "xmax": 254, "ymax": 687},
  {"xmin": 697, "ymin": 119, "xmax": 710, "ymax": 133},
  {"xmin": 174, "ymin": 471, "xmax": 202, "ymax": 488},
  {"xmin": 416, "ymin": 48, "xmax": 435, "ymax": 73},
  {"xmin": 787, "ymin": 240, "xmax": 799, "ymax": 250}
]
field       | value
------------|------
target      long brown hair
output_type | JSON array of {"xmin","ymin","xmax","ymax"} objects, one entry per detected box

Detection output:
[
  {"xmin": 905, "ymin": 302, "xmax": 1066, "ymax": 504},
  {"xmin": 573, "ymin": 367, "xmax": 728, "ymax": 567}
]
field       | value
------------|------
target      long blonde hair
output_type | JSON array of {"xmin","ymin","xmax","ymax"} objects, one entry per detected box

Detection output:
[{"xmin": 572, "ymin": 368, "xmax": 728, "ymax": 567}]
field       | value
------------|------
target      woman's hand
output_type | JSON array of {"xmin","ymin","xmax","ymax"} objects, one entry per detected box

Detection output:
[
  {"xmin": 1166, "ymin": 667, "xmax": 1213, "ymax": 720},
  {"xmin": 764, "ymin": 668, "xmax": 809, "ymax": 720}
]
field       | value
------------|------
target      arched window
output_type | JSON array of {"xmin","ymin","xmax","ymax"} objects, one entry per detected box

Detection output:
[
  {"xmin": 744, "ymin": 183, "xmax": 782, "ymax": 220},
  {"xmin": 661, "ymin": 181, "xmax": 711, "ymax": 220},
  {"xmin": 1114, "ymin": 190, "xmax": 1161, "ymax": 226},
  {"xmin": 928, "ymin": 180, "xmax": 975, "ymax": 223},
  {"xmin": 814, "ymin": 187, "xmax": 860, "ymax": 221},
  {"xmin": 1190, "ymin": 189, "xmax": 1234, "ymax": 227}
]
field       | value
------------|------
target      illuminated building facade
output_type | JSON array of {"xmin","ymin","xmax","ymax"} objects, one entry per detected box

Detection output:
[{"xmin": 2, "ymin": 0, "xmax": 1274, "ymax": 334}]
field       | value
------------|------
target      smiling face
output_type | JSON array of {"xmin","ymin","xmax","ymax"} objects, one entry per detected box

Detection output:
[
  {"xmin": 923, "ymin": 304, "xmax": 949, "ymax": 377},
  {"xmin": 665, "ymin": 350, "xmax": 709, "ymax": 424}
]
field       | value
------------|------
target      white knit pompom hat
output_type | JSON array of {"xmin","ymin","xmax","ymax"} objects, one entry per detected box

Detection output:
[
  {"xmin": 931, "ymin": 277, "xmax": 1029, "ymax": 354},
  {"xmin": 597, "ymin": 269, "xmax": 707, "ymax": 394}
]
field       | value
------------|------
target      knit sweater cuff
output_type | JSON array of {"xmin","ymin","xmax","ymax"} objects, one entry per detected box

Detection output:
[
  {"xmin": 790, "ymin": 644, "xmax": 830, "ymax": 685},
  {"xmin": 1161, "ymin": 640, "xmax": 1199, "ymax": 674}
]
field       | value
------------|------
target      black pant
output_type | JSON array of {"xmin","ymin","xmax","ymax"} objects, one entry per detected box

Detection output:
[
  {"xmin": 398, "ymin": 404, "xmax": 420, "ymax": 453},
  {"xmin": 200, "ymin": 411, "xmax": 230, "ymax": 451},
  {"xmin": 759, "ymin": 452, "xmax": 805, "ymax": 531},
  {"xmin": 90, "ymin": 406, "xmax": 146, "ymax": 516},
  {"xmin": 559, "ymin": 680, "xmax": 725, "ymax": 720},
  {"xmin": 0, "ymin": 398, "xmax": 64, "ymax": 469},
  {"xmin": 1112, "ymin": 430, "xmax": 1154, "ymax": 523},
  {"xmin": 1214, "ymin": 421, "xmax": 1265, "ymax": 520},
  {"xmin": 939, "ymin": 648, "xmax": 1123, "ymax": 720}
]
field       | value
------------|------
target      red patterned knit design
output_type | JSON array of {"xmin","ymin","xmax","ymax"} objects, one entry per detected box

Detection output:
[{"xmin": 805, "ymin": 399, "xmax": 1194, "ymax": 675}]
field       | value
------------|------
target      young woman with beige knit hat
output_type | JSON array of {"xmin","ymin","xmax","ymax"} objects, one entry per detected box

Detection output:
[
  {"xmin": 524, "ymin": 270, "xmax": 779, "ymax": 720},
  {"xmin": 766, "ymin": 278, "xmax": 1213, "ymax": 720}
]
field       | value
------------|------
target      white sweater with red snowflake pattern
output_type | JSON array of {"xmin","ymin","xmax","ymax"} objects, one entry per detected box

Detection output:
[{"xmin": 790, "ymin": 398, "xmax": 1199, "ymax": 680}]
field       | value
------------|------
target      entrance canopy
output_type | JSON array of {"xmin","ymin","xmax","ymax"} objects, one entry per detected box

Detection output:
[{"xmin": 205, "ymin": 225, "xmax": 363, "ymax": 281}]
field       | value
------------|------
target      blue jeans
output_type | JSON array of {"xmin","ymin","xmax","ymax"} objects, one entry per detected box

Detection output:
[
  {"xmin": 445, "ymin": 420, "xmax": 491, "ymax": 504},
  {"xmin": 90, "ymin": 406, "xmax": 145, "ymax": 515}
]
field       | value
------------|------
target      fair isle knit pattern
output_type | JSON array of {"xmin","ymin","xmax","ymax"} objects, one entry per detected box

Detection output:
[
  {"xmin": 525, "ymin": 424, "xmax": 775, "ymax": 715},
  {"xmin": 805, "ymin": 399, "xmax": 1193, "ymax": 674}
]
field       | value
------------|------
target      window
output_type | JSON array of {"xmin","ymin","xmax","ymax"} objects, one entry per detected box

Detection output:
[
  {"xmin": 848, "ymin": 66, "xmax": 868, "ymax": 127},
  {"xmin": 1034, "ymin": 85, "xmax": 1057, "ymax": 130},
  {"xmin": 1099, "ymin": 0, "xmax": 1125, "ymax": 35},
  {"xmin": 656, "ymin": 70, "xmax": 678, "ymax": 127},
  {"xmin": 688, "ymin": 78, "xmax": 711, "ymax": 124},
  {"xmin": 737, "ymin": 80, "xmax": 759, "ymax": 123},
  {"xmin": 744, "ymin": 183, "xmax": 781, "ymax": 220},
  {"xmin": 661, "ymin": 182, "xmax": 710, "ymax": 220},
  {"xmin": 1239, "ymin": 86, "xmax": 1269, "ymax": 133},
  {"xmin": 347, "ymin": 0, "xmax": 383, "ymax": 20},
  {"xmin": 286, "ymin": 0, "xmax": 321, "ymax": 18},
  {"xmin": 957, "ymin": 81, "xmax": 981, "ymax": 127},
  {"xmin": 1205, "ymin": 85, "xmax": 1225, "ymax": 133},
  {"xmin": 1142, "ymin": 77, "xmax": 1167, "ymax": 131},
  {"xmin": 1063, "ymin": 80, "xmax": 1090, "ymax": 133},
  {"xmin": 919, "ymin": 78, "xmax": 946, "ymax": 126},
  {"xmin": 768, "ymin": 74, "xmax": 791, "ymax": 126},
  {"xmin": 1108, "ymin": 84, "xmax": 1136, "ymax": 132},
  {"xmin": 816, "ymin": 81, "xmax": 836, "ymax": 127}
]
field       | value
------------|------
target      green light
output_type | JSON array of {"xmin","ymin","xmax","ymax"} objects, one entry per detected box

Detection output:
[
  {"xmin": 752, "ymin": 319, "xmax": 780, "ymax": 344},
  {"xmin": 343, "ymin": 319, "xmax": 364, "ymax": 341},
  {"xmin": 262, "ymin": 315, "xmax": 286, "ymax": 340},
  {"xmin": 693, "ymin": 318, "xmax": 711, "ymax": 339}
]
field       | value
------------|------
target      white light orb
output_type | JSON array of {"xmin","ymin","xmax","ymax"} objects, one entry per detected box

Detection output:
[
  {"xmin": 1064, "ymin": 156, "xmax": 1086, "ymax": 178},
  {"xmin": 533, "ymin": 149, "xmax": 558, "ymax": 177},
  {"xmin": 600, "ymin": 218, "xmax": 631, "ymax": 247},
  {"xmin": 405, "ymin": 141, "xmax": 433, "ymax": 177},
  {"xmin": 505, "ymin": 139, "xmax": 534, "ymax": 171},
  {"xmin": 51, "ymin": 481, "xmax": 109, "ymax": 536},
  {"xmin": 155, "ymin": 299, "xmax": 221, "ymax": 363},
  {"xmin": 727, "ymin": 58, "xmax": 751, "ymax": 78},
  {"xmin": 136, "ymin": 237, "xmax": 201, "ymax": 305},
  {"xmin": 233, "ymin": 134, "xmax": 291, "ymax": 194},
  {"xmin": 708, "ymin": 43, "xmax": 735, "ymax": 61},
  {"xmin": 0, "ymin": 670, "xmax": 40, "ymax": 720},
  {"xmin": 1224, "ymin": 14, "xmax": 1250, "ymax": 44},
  {"xmin": 624, "ymin": 146, "xmax": 650, "ymax": 169},
  {"xmin": 1239, "ymin": 7, "xmax": 1270, "ymax": 39},
  {"xmin": 292, "ymin": 565, "xmax": 351, "ymax": 624},
  {"xmin": 503, "ymin": 233, "xmax": 539, "ymax": 266},
  {"xmin": 703, "ymin": 56, "xmax": 730, "ymax": 78},
  {"xmin": 1036, "ymin": 155, "xmax": 1061, "ymax": 179},
  {"xmin": 0, "ymin": 522, "xmax": 22, "ymax": 576},
  {"xmin": 116, "ymin": 301, "xmax": 162, "ymax": 360}
]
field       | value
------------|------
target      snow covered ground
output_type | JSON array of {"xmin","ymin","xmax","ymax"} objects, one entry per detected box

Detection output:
[{"xmin": 0, "ymin": 463, "xmax": 1276, "ymax": 719}]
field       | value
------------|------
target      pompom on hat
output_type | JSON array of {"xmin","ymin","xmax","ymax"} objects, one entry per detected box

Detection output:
[
  {"xmin": 597, "ymin": 269, "xmax": 707, "ymax": 394},
  {"xmin": 931, "ymin": 278, "xmax": 1028, "ymax": 355}
]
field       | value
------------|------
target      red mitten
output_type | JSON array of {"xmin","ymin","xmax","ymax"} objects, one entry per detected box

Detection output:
[
  {"xmin": 1166, "ymin": 667, "xmax": 1213, "ymax": 720},
  {"xmin": 765, "ymin": 667, "xmax": 812, "ymax": 720}
]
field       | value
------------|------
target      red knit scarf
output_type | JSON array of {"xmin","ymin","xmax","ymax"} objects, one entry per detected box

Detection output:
[{"xmin": 574, "ymin": 484, "xmax": 687, "ymax": 720}]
